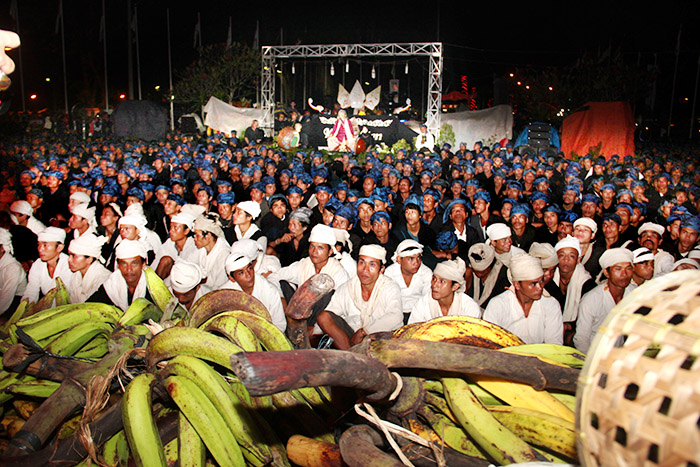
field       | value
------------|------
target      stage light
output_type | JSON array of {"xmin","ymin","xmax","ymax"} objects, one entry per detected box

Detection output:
[
  {"xmin": 30, "ymin": 94, "xmax": 37, "ymax": 99},
  {"xmin": 119, "ymin": 94, "xmax": 126, "ymax": 99},
  {"xmin": 291, "ymin": 63, "xmax": 295, "ymax": 74},
  {"xmin": 517, "ymin": 82, "xmax": 521, "ymax": 86},
  {"xmin": 155, "ymin": 85, "xmax": 160, "ymax": 91},
  {"xmin": 330, "ymin": 63, "xmax": 335, "ymax": 76},
  {"xmin": 45, "ymin": 77, "xmax": 51, "ymax": 82},
  {"xmin": 346, "ymin": 61, "xmax": 349, "ymax": 73},
  {"xmin": 509, "ymin": 73, "xmax": 514, "ymax": 77},
  {"xmin": 371, "ymin": 65, "xmax": 376, "ymax": 79},
  {"xmin": 405, "ymin": 63, "xmax": 409, "ymax": 74},
  {"xmin": 549, "ymin": 87, "xmax": 553, "ymax": 91}
]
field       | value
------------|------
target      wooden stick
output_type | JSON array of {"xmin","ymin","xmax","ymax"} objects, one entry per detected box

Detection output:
[{"xmin": 3, "ymin": 344, "xmax": 94, "ymax": 382}]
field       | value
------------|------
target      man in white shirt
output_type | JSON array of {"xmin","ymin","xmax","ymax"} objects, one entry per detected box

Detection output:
[
  {"xmin": 317, "ymin": 245, "xmax": 403, "ymax": 350},
  {"xmin": 169, "ymin": 260, "xmax": 211, "ymax": 311},
  {"xmin": 483, "ymin": 253, "xmax": 564, "ymax": 345},
  {"xmin": 154, "ymin": 212, "xmax": 200, "ymax": 279},
  {"xmin": 0, "ymin": 228, "xmax": 27, "ymax": 314},
  {"xmin": 574, "ymin": 248, "xmax": 636, "ymax": 353},
  {"xmin": 267, "ymin": 224, "xmax": 350, "ymax": 300},
  {"xmin": 408, "ymin": 257, "xmax": 481, "ymax": 324},
  {"xmin": 384, "ymin": 239, "xmax": 432, "ymax": 322},
  {"xmin": 22, "ymin": 227, "xmax": 74, "ymax": 303},
  {"xmin": 67, "ymin": 233, "xmax": 111, "ymax": 303},
  {"xmin": 230, "ymin": 238, "xmax": 281, "ymax": 278},
  {"xmin": 9, "ymin": 200, "xmax": 45, "ymax": 235},
  {"xmin": 193, "ymin": 213, "xmax": 230, "ymax": 289},
  {"xmin": 486, "ymin": 223, "xmax": 524, "ymax": 268},
  {"xmin": 68, "ymin": 203, "xmax": 97, "ymax": 241},
  {"xmin": 221, "ymin": 251, "xmax": 286, "ymax": 332},
  {"xmin": 415, "ymin": 124, "xmax": 435, "ymax": 152},
  {"xmin": 637, "ymin": 222, "xmax": 674, "ymax": 277}
]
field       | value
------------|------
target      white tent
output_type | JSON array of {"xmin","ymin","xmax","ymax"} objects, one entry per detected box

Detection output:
[
  {"xmin": 202, "ymin": 96, "xmax": 264, "ymax": 135},
  {"xmin": 441, "ymin": 105, "xmax": 513, "ymax": 147}
]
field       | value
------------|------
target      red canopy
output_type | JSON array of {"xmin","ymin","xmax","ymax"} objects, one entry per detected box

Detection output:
[{"xmin": 561, "ymin": 102, "xmax": 635, "ymax": 160}]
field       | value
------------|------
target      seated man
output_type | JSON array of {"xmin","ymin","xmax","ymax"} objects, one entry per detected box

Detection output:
[
  {"xmin": 67, "ymin": 233, "xmax": 111, "ymax": 303},
  {"xmin": 193, "ymin": 213, "xmax": 230, "ymax": 289},
  {"xmin": 153, "ymin": 212, "xmax": 199, "ymax": 280},
  {"xmin": 485, "ymin": 223, "xmax": 524, "ymax": 267},
  {"xmin": 574, "ymin": 248, "xmax": 635, "ymax": 353},
  {"xmin": 88, "ymin": 240, "xmax": 154, "ymax": 311},
  {"xmin": 169, "ymin": 260, "xmax": 211, "ymax": 311},
  {"xmin": 408, "ymin": 257, "xmax": 481, "ymax": 324},
  {"xmin": 316, "ymin": 245, "xmax": 403, "ymax": 350},
  {"xmin": 384, "ymin": 239, "xmax": 432, "ymax": 322},
  {"xmin": 467, "ymin": 242, "xmax": 511, "ymax": 309},
  {"xmin": 637, "ymin": 222, "xmax": 674, "ymax": 277},
  {"xmin": 631, "ymin": 247, "xmax": 655, "ymax": 287},
  {"xmin": 221, "ymin": 250, "xmax": 286, "ymax": 332},
  {"xmin": 0, "ymin": 228, "xmax": 27, "ymax": 315},
  {"xmin": 22, "ymin": 227, "xmax": 74, "ymax": 304},
  {"xmin": 483, "ymin": 253, "xmax": 564, "ymax": 344}
]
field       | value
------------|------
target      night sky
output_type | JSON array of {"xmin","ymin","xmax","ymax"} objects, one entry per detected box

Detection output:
[{"xmin": 1, "ymin": 0, "xmax": 698, "ymax": 124}]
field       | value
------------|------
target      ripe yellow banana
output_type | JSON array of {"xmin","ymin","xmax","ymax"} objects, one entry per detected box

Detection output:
[
  {"xmin": 45, "ymin": 321, "xmax": 114, "ymax": 356},
  {"xmin": 499, "ymin": 343, "xmax": 586, "ymax": 369},
  {"xmin": 487, "ymin": 405, "xmax": 577, "ymax": 459},
  {"xmin": 118, "ymin": 298, "xmax": 163, "ymax": 326},
  {"xmin": 550, "ymin": 391, "xmax": 576, "ymax": 412},
  {"xmin": 162, "ymin": 355, "xmax": 271, "ymax": 465},
  {"xmin": 469, "ymin": 375, "xmax": 575, "ymax": 423},
  {"xmin": 394, "ymin": 316, "xmax": 525, "ymax": 348},
  {"xmin": 442, "ymin": 377, "xmax": 543, "ymax": 465},
  {"xmin": 122, "ymin": 373, "xmax": 167, "ymax": 467},
  {"xmin": 178, "ymin": 411, "xmax": 205, "ymax": 467},
  {"xmin": 164, "ymin": 374, "xmax": 245, "ymax": 466}
]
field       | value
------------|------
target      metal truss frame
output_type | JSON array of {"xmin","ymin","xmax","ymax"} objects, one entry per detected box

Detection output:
[{"xmin": 260, "ymin": 42, "xmax": 443, "ymax": 138}]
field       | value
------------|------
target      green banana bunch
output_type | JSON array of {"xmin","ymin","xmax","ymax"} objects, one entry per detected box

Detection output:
[
  {"xmin": 54, "ymin": 277, "xmax": 71, "ymax": 306},
  {"xmin": 118, "ymin": 298, "xmax": 163, "ymax": 327},
  {"xmin": 144, "ymin": 267, "xmax": 186, "ymax": 320},
  {"xmin": 0, "ymin": 298, "xmax": 30, "ymax": 333},
  {"xmin": 442, "ymin": 377, "xmax": 544, "ymax": 465},
  {"xmin": 163, "ymin": 437, "xmax": 179, "ymax": 466},
  {"xmin": 202, "ymin": 314, "xmax": 262, "ymax": 352},
  {"xmin": 161, "ymin": 355, "xmax": 272, "ymax": 465},
  {"xmin": 18, "ymin": 303, "xmax": 120, "ymax": 342},
  {"xmin": 73, "ymin": 335, "xmax": 110, "ymax": 359},
  {"xmin": 146, "ymin": 326, "xmax": 243, "ymax": 371},
  {"xmin": 164, "ymin": 374, "xmax": 246, "ymax": 466},
  {"xmin": 499, "ymin": 343, "xmax": 586, "ymax": 369},
  {"xmin": 122, "ymin": 373, "xmax": 167, "ymax": 467},
  {"xmin": 5, "ymin": 379, "xmax": 60, "ymax": 398},
  {"xmin": 416, "ymin": 404, "xmax": 485, "ymax": 459},
  {"xmin": 45, "ymin": 320, "xmax": 114, "ymax": 356},
  {"xmin": 102, "ymin": 430, "xmax": 130, "ymax": 467}
]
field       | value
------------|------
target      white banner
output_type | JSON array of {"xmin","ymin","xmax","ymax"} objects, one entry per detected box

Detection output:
[
  {"xmin": 202, "ymin": 96, "xmax": 264, "ymax": 135},
  {"xmin": 441, "ymin": 105, "xmax": 513, "ymax": 147}
]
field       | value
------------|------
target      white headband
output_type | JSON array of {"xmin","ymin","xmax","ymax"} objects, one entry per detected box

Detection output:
[
  {"xmin": 10, "ymin": 200, "xmax": 33, "ymax": 217},
  {"xmin": 230, "ymin": 239, "xmax": 262, "ymax": 261},
  {"xmin": 309, "ymin": 224, "xmax": 337, "ymax": 247},
  {"xmin": 171, "ymin": 212, "xmax": 196, "ymax": 230},
  {"xmin": 529, "ymin": 242, "xmax": 558, "ymax": 269},
  {"xmin": 0, "ymin": 227, "xmax": 14, "ymax": 256},
  {"xmin": 170, "ymin": 260, "xmax": 204, "ymax": 293},
  {"xmin": 38, "ymin": 227, "xmax": 66, "ymax": 243},
  {"xmin": 237, "ymin": 201, "xmax": 262, "ymax": 219},
  {"xmin": 71, "ymin": 203, "xmax": 96, "ymax": 221},
  {"xmin": 468, "ymin": 243, "xmax": 496, "ymax": 271},
  {"xmin": 632, "ymin": 247, "xmax": 654, "ymax": 264},
  {"xmin": 333, "ymin": 228, "xmax": 352, "ymax": 253},
  {"xmin": 119, "ymin": 214, "xmax": 147, "ymax": 231},
  {"xmin": 555, "ymin": 235, "xmax": 582, "ymax": 257},
  {"xmin": 574, "ymin": 217, "xmax": 598, "ymax": 235},
  {"xmin": 486, "ymin": 223, "xmax": 511, "ymax": 242},
  {"xmin": 115, "ymin": 239, "xmax": 147, "ymax": 259},
  {"xmin": 359, "ymin": 244, "xmax": 387, "ymax": 264},
  {"xmin": 225, "ymin": 251, "xmax": 252, "ymax": 274},
  {"xmin": 599, "ymin": 248, "xmax": 634, "ymax": 270},
  {"xmin": 392, "ymin": 239, "xmax": 424, "ymax": 263},
  {"xmin": 433, "ymin": 257, "xmax": 467, "ymax": 293},
  {"xmin": 510, "ymin": 253, "xmax": 544, "ymax": 282},
  {"xmin": 638, "ymin": 222, "xmax": 664, "ymax": 237},
  {"xmin": 69, "ymin": 192, "xmax": 91, "ymax": 204},
  {"xmin": 68, "ymin": 233, "xmax": 107, "ymax": 259}
]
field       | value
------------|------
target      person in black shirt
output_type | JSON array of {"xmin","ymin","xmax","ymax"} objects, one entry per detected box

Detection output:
[{"xmin": 244, "ymin": 120, "xmax": 264, "ymax": 147}]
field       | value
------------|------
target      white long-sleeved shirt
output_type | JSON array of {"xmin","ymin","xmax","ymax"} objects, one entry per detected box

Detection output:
[
  {"xmin": 267, "ymin": 256, "xmax": 350, "ymax": 295},
  {"xmin": 573, "ymin": 282, "xmax": 636, "ymax": 353},
  {"xmin": 408, "ymin": 291, "xmax": 481, "ymax": 324},
  {"xmin": 154, "ymin": 237, "xmax": 200, "ymax": 270},
  {"xmin": 197, "ymin": 237, "xmax": 230, "ymax": 290},
  {"xmin": 0, "ymin": 253, "xmax": 27, "ymax": 314},
  {"xmin": 325, "ymin": 275, "xmax": 404, "ymax": 334},
  {"xmin": 483, "ymin": 288, "xmax": 564, "ymax": 345},
  {"xmin": 21, "ymin": 253, "xmax": 74, "ymax": 303},
  {"xmin": 384, "ymin": 262, "xmax": 432, "ymax": 315},
  {"xmin": 221, "ymin": 274, "xmax": 287, "ymax": 332},
  {"xmin": 69, "ymin": 261, "xmax": 112, "ymax": 304}
]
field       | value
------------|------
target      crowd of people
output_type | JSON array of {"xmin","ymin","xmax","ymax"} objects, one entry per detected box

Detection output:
[{"xmin": 0, "ymin": 121, "xmax": 699, "ymax": 351}]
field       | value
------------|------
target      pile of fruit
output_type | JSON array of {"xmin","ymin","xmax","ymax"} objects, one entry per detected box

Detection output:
[{"xmin": 0, "ymin": 271, "xmax": 584, "ymax": 466}]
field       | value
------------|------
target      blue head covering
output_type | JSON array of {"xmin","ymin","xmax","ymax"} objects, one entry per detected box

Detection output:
[
  {"xmin": 315, "ymin": 184, "xmax": 333, "ymax": 194},
  {"xmin": 474, "ymin": 191, "xmax": 492, "ymax": 203},
  {"xmin": 616, "ymin": 203, "xmax": 633, "ymax": 216},
  {"xmin": 371, "ymin": 211, "xmax": 392, "ymax": 225},
  {"xmin": 168, "ymin": 193, "xmax": 186, "ymax": 206},
  {"xmin": 334, "ymin": 182, "xmax": 349, "ymax": 194},
  {"xmin": 544, "ymin": 204, "xmax": 561, "ymax": 214},
  {"xmin": 217, "ymin": 192, "xmax": 236, "ymax": 205},
  {"xmin": 603, "ymin": 213, "xmax": 622, "ymax": 225},
  {"xmin": 681, "ymin": 215, "xmax": 700, "ymax": 233},
  {"xmin": 286, "ymin": 186, "xmax": 303, "ymax": 196},
  {"xmin": 356, "ymin": 197, "xmax": 375, "ymax": 208},
  {"xmin": 126, "ymin": 187, "xmax": 145, "ymax": 201},
  {"xmin": 436, "ymin": 231, "xmax": 458, "ymax": 251},
  {"xmin": 511, "ymin": 203, "xmax": 530, "ymax": 217},
  {"xmin": 443, "ymin": 198, "xmax": 469, "ymax": 223},
  {"xmin": 582, "ymin": 194, "xmax": 600, "ymax": 204},
  {"xmin": 335, "ymin": 204, "xmax": 357, "ymax": 223},
  {"xmin": 559, "ymin": 210, "xmax": 579, "ymax": 223},
  {"xmin": 423, "ymin": 188, "xmax": 442, "ymax": 203},
  {"xmin": 405, "ymin": 194, "xmax": 424, "ymax": 214}
]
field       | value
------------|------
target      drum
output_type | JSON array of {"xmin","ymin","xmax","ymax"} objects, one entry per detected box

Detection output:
[{"xmin": 277, "ymin": 126, "xmax": 296, "ymax": 150}]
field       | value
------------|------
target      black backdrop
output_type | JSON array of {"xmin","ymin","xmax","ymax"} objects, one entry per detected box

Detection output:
[{"xmin": 303, "ymin": 114, "xmax": 417, "ymax": 148}]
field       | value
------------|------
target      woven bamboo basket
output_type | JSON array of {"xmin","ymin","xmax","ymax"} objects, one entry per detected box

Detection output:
[{"xmin": 576, "ymin": 270, "xmax": 700, "ymax": 466}]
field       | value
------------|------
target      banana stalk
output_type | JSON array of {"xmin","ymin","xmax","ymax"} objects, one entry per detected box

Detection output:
[{"xmin": 187, "ymin": 289, "xmax": 272, "ymax": 328}]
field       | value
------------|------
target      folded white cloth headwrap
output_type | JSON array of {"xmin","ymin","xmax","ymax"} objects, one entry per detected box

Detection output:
[
  {"xmin": 225, "ymin": 251, "xmax": 252, "ymax": 274},
  {"xmin": 529, "ymin": 242, "xmax": 559, "ymax": 269},
  {"xmin": 170, "ymin": 260, "xmax": 204, "ymax": 293},
  {"xmin": 673, "ymin": 258, "xmax": 699, "ymax": 270},
  {"xmin": 115, "ymin": 239, "xmax": 147, "ymax": 259},
  {"xmin": 392, "ymin": 239, "xmax": 424, "ymax": 263},
  {"xmin": 309, "ymin": 224, "xmax": 337, "ymax": 246},
  {"xmin": 194, "ymin": 214, "xmax": 225, "ymax": 239},
  {"xmin": 71, "ymin": 203, "xmax": 96, "ymax": 221},
  {"xmin": 468, "ymin": 243, "xmax": 496, "ymax": 272},
  {"xmin": 124, "ymin": 203, "xmax": 145, "ymax": 217},
  {"xmin": 599, "ymin": 247, "xmax": 634, "ymax": 270},
  {"xmin": 181, "ymin": 204, "xmax": 207, "ymax": 218},
  {"xmin": 10, "ymin": 200, "xmax": 33, "ymax": 216},
  {"xmin": 632, "ymin": 247, "xmax": 654, "ymax": 264},
  {"xmin": 434, "ymin": 257, "xmax": 467, "ymax": 293},
  {"xmin": 230, "ymin": 239, "xmax": 262, "ymax": 261},
  {"xmin": 574, "ymin": 217, "xmax": 598, "ymax": 235},
  {"xmin": 68, "ymin": 233, "xmax": 107, "ymax": 259},
  {"xmin": 510, "ymin": 253, "xmax": 544, "ymax": 282},
  {"xmin": 486, "ymin": 223, "xmax": 511, "ymax": 242},
  {"xmin": 638, "ymin": 222, "xmax": 664, "ymax": 237},
  {"xmin": 171, "ymin": 212, "xmax": 196, "ymax": 230},
  {"xmin": 333, "ymin": 228, "xmax": 352, "ymax": 253},
  {"xmin": 555, "ymin": 235, "xmax": 582, "ymax": 257},
  {"xmin": 359, "ymin": 244, "xmax": 387, "ymax": 264},
  {"xmin": 0, "ymin": 227, "xmax": 13, "ymax": 256},
  {"xmin": 38, "ymin": 227, "xmax": 66, "ymax": 243},
  {"xmin": 69, "ymin": 192, "xmax": 91, "ymax": 204},
  {"xmin": 118, "ymin": 214, "xmax": 147, "ymax": 232},
  {"xmin": 238, "ymin": 201, "xmax": 261, "ymax": 219}
]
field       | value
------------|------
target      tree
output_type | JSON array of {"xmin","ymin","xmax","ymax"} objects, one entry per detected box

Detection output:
[{"xmin": 173, "ymin": 42, "xmax": 260, "ymax": 112}]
